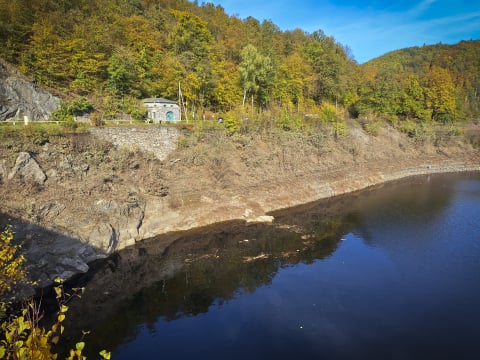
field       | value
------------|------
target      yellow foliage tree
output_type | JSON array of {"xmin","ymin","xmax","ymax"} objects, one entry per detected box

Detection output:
[{"xmin": 423, "ymin": 65, "xmax": 458, "ymax": 123}]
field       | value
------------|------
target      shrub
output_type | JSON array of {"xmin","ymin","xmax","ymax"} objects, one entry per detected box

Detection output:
[
  {"xmin": 53, "ymin": 98, "xmax": 94, "ymax": 121},
  {"xmin": 398, "ymin": 119, "xmax": 418, "ymax": 138},
  {"xmin": 275, "ymin": 109, "xmax": 301, "ymax": 131},
  {"xmin": 361, "ymin": 116, "xmax": 382, "ymax": 136},
  {"xmin": 0, "ymin": 227, "xmax": 26, "ymax": 302},
  {"xmin": 90, "ymin": 112, "xmax": 104, "ymax": 127},
  {"xmin": 223, "ymin": 113, "xmax": 240, "ymax": 134}
]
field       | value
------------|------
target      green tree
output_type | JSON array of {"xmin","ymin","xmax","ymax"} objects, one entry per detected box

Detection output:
[
  {"xmin": 170, "ymin": 10, "xmax": 212, "ymax": 65},
  {"xmin": 238, "ymin": 44, "xmax": 274, "ymax": 109},
  {"xmin": 400, "ymin": 75, "xmax": 431, "ymax": 122},
  {"xmin": 304, "ymin": 30, "xmax": 352, "ymax": 103},
  {"xmin": 355, "ymin": 69, "xmax": 403, "ymax": 118},
  {"xmin": 107, "ymin": 50, "xmax": 138, "ymax": 97}
]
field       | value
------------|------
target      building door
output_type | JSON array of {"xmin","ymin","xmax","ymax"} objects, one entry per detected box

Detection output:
[{"xmin": 166, "ymin": 111, "xmax": 174, "ymax": 122}]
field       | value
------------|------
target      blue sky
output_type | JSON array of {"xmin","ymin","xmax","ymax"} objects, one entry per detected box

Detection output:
[{"xmin": 207, "ymin": 0, "xmax": 480, "ymax": 63}]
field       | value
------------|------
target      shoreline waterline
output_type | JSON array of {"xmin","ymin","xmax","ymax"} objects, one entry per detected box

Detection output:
[{"xmin": 139, "ymin": 160, "xmax": 480, "ymax": 240}]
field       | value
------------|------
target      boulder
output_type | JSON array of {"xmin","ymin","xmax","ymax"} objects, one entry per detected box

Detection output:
[
  {"xmin": 243, "ymin": 208, "xmax": 274, "ymax": 224},
  {"xmin": 57, "ymin": 256, "xmax": 90, "ymax": 274},
  {"xmin": 8, "ymin": 152, "xmax": 47, "ymax": 185},
  {"xmin": 246, "ymin": 215, "xmax": 275, "ymax": 224}
]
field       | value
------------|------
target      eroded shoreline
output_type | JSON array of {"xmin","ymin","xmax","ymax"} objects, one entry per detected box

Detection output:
[
  {"xmin": 1, "ymin": 126, "xmax": 479, "ymax": 287},
  {"xmin": 138, "ymin": 158, "xmax": 480, "ymax": 240}
]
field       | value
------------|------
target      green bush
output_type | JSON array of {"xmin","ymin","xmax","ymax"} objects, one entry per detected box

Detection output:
[
  {"xmin": 53, "ymin": 97, "xmax": 94, "ymax": 121},
  {"xmin": 223, "ymin": 113, "xmax": 240, "ymax": 134}
]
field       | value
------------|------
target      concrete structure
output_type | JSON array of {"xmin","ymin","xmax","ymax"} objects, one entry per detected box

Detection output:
[{"xmin": 142, "ymin": 98, "xmax": 181, "ymax": 123}]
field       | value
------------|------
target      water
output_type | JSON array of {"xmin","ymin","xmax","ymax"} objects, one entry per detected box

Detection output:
[{"xmin": 62, "ymin": 172, "xmax": 480, "ymax": 360}]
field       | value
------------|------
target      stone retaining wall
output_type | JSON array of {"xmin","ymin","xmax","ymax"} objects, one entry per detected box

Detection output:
[{"xmin": 90, "ymin": 126, "xmax": 179, "ymax": 161}]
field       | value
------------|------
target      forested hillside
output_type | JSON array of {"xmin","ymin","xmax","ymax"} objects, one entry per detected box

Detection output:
[
  {"xmin": 357, "ymin": 41, "xmax": 480, "ymax": 124},
  {"xmin": 0, "ymin": 0, "xmax": 479, "ymax": 126}
]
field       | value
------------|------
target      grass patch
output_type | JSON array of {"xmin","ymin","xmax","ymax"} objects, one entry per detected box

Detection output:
[{"xmin": 0, "ymin": 122, "xmax": 89, "ymax": 142}]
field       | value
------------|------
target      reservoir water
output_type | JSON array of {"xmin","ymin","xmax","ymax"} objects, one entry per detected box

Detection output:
[{"xmin": 62, "ymin": 172, "xmax": 480, "ymax": 360}]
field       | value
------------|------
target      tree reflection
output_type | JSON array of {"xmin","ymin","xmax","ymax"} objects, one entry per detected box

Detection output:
[{"xmin": 59, "ymin": 218, "xmax": 344, "ymax": 357}]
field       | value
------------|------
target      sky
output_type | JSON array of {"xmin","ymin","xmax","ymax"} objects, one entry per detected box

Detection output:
[{"xmin": 207, "ymin": 0, "xmax": 480, "ymax": 63}]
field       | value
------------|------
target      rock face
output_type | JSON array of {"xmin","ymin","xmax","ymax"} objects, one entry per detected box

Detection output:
[
  {"xmin": 87, "ymin": 193, "xmax": 146, "ymax": 250},
  {"xmin": 0, "ymin": 216, "xmax": 100, "ymax": 290},
  {"xmin": 0, "ymin": 59, "xmax": 59, "ymax": 121}
]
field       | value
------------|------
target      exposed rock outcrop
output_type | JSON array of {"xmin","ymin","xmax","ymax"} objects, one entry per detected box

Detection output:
[
  {"xmin": 0, "ymin": 216, "xmax": 99, "ymax": 289},
  {"xmin": 0, "ymin": 59, "xmax": 59, "ymax": 121},
  {"xmin": 8, "ymin": 152, "xmax": 47, "ymax": 185}
]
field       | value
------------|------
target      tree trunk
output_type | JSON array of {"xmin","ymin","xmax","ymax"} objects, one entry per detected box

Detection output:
[{"xmin": 251, "ymin": 94, "xmax": 254, "ymax": 117}]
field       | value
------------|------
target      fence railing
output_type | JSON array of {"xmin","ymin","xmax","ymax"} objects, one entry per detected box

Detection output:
[
  {"xmin": 0, "ymin": 119, "xmax": 61, "ymax": 125},
  {"xmin": 0, "ymin": 118, "xmax": 140, "ymax": 126}
]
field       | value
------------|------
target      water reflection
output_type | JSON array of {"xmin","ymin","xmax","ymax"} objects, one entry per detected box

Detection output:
[
  {"xmin": 61, "ymin": 218, "xmax": 345, "ymax": 354},
  {"xmin": 59, "ymin": 172, "xmax": 480, "ymax": 359}
]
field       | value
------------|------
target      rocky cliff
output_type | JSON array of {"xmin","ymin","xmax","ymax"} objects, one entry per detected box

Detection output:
[{"xmin": 0, "ymin": 59, "xmax": 59, "ymax": 121}]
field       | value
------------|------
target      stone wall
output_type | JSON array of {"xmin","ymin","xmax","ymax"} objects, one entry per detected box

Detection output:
[{"xmin": 90, "ymin": 126, "xmax": 179, "ymax": 161}]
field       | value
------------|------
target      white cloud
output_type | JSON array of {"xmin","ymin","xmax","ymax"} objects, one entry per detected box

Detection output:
[{"xmin": 409, "ymin": 0, "xmax": 437, "ymax": 16}]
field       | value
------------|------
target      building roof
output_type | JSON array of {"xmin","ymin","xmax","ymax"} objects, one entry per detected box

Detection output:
[{"xmin": 142, "ymin": 97, "xmax": 178, "ymax": 105}]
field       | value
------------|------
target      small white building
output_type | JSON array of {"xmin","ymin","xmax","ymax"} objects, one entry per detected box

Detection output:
[{"xmin": 142, "ymin": 98, "xmax": 181, "ymax": 123}]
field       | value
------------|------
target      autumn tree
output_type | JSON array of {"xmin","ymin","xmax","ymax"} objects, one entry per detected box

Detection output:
[
  {"xmin": 21, "ymin": 17, "xmax": 66, "ymax": 87},
  {"xmin": 423, "ymin": 65, "xmax": 458, "ymax": 123},
  {"xmin": 1, "ymin": 0, "xmax": 478, "ymax": 124},
  {"xmin": 273, "ymin": 52, "xmax": 314, "ymax": 110},
  {"xmin": 169, "ymin": 10, "xmax": 215, "ymax": 115},
  {"xmin": 0, "ymin": 0, "xmax": 37, "ymax": 61}
]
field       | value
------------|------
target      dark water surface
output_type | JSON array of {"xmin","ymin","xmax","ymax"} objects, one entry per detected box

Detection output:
[{"xmin": 65, "ymin": 172, "xmax": 480, "ymax": 360}]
